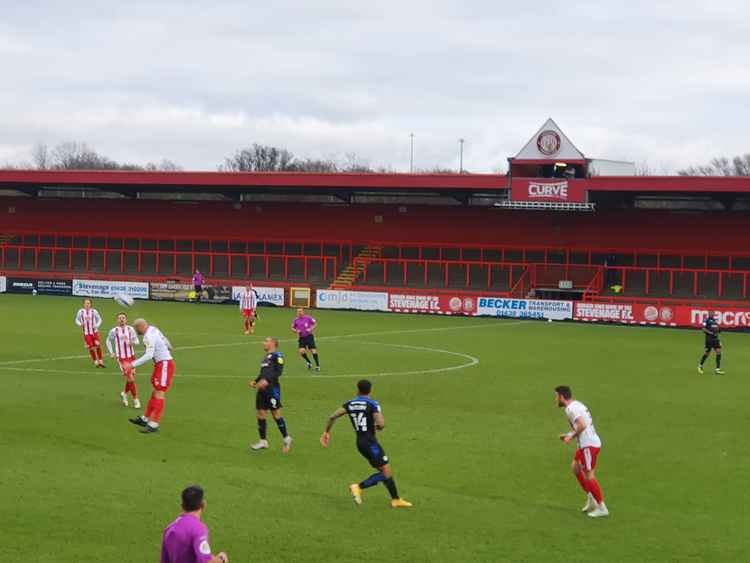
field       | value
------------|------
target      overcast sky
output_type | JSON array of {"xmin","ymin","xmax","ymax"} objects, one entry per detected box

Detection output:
[{"xmin": 1, "ymin": 1, "xmax": 748, "ymax": 173}]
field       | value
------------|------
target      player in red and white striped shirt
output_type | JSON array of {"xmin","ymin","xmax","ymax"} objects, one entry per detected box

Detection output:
[
  {"xmin": 240, "ymin": 285, "xmax": 259, "ymax": 335},
  {"xmin": 106, "ymin": 312, "xmax": 141, "ymax": 409},
  {"xmin": 75, "ymin": 299, "xmax": 105, "ymax": 368}
]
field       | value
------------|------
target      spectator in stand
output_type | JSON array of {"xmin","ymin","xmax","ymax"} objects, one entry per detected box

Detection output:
[{"xmin": 193, "ymin": 270, "xmax": 204, "ymax": 303}]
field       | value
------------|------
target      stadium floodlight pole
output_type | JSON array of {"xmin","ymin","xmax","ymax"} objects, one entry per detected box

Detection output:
[
  {"xmin": 409, "ymin": 133, "xmax": 414, "ymax": 173},
  {"xmin": 459, "ymin": 138, "xmax": 465, "ymax": 174}
]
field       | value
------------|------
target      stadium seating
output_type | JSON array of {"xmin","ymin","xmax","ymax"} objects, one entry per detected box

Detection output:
[{"xmin": 2, "ymin": 197, "xmax": 749, "ymax": 300}]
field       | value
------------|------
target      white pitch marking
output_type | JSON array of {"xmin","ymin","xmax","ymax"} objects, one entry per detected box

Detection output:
[
  {"xmin": 0, "ymin": 342, "xmax": 480, "ymax": 380},
  {"xmin": 0, "ymin": 320, "xmax": 524, "ymax": 366}
]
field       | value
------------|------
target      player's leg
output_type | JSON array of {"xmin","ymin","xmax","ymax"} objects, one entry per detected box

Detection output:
[
  {"xmin": 715, "ymin": 345, "xmax": 724, "ymax": 374},
  {"xmin": 311, "ymin": 346, "xmax": 320, "ymax": 371},
  {"xmin": 299, "ymin": 346, "xmax": 312, "ymax": 369},
  {"xmin": 251, "ymin": 408, "xmax": 270, "ymax": 450},
  {"xmin": 581, "ymin": 448, "xmax": 608, "ymax": 517},
  {"xmin": 249, "ymin": 312, "xmax": 256, "ymax": 334},
  {"xmin": 271, "ymin": 407, "xmax": 292, "ymax": 453},
  {"xmin": 119, "ymin": 363, "xmax": 130, "ymax": 407},
  {"xmin": 571, "ymin": 453, "xmax": 597, "ymax": 512},
  {"xmin": 140, "ymin": 389, "xmax": 166, "ymax": 433},
  {"xmin": 698, "ymin": 346, "xmax": 711, "ymax": 374}
]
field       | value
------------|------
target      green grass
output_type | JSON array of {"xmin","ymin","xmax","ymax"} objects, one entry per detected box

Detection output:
[{"xmin": 0, "ymin": 294, "xmax": 748, "ymax": 562}]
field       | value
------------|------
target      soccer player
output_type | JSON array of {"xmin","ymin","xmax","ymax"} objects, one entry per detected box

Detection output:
[
  {"xmin": 320, "ymin": 379, "xmax": 412, "ymax": 508},
  {"xmin": 698, "ymin": 313, "xmax": 724, "ymax": 375},
  {"xmin": 193, "ymin": 270, "xmax": 203, "ymax": 303},
  {"xmin": 106, "ymin": 312, "xmax": 141, "ymax": 409},
  {"xmin": 292, "ymin": 308, "xmax": 320, "ymax": 371},
  {"xmin": 125, "ymin": 319, "xmax": 175, "ymax": 434},
  {"xmin": 239, "ymin": 285, "xmax": 259, "ymax": 335},
  {"xmin": 249, "ymin": 337, "xmax": 292, "ymax": 453},
  {"xmin": 75, "ymin": 298, "xmax": 105, "ymax": 368},
  {"xmin": 161, "ymin": 485, "xmax": 228, "ymax": 563},
  {"xmin": 555, "ymin": 385, "xmax": 609, "ymax": 518}
]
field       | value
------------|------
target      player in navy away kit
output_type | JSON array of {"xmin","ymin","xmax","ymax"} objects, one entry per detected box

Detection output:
[
  {"xmin": 320, "ymin": 379, "xmax": 412, "ymax": 508},
  {"xmin": 249, "ymin": 337, "xmax": 293, "ymax": 453},
  {"xmin": 698, "ymin": 314, "xmax": 725, "ymax": 375}
]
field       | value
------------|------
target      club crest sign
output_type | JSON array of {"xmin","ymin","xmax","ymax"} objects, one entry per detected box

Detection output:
[{"xmin": 536, "ymin": 130, "xmax": 561, "ymax": 156}]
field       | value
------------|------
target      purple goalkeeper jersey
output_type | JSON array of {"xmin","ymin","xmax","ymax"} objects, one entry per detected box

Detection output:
[
  {"xmin": 161, "ymin": 513, "xmax": 213, "ymax": 563},
  {"xmin": 292, "ymin": 315, "xmax": 316, "ymax": 337}
]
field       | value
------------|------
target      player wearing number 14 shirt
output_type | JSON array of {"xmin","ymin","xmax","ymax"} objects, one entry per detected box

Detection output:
[{"xmin": 320, "ymin": 379, "xmax": 412, "ymax": 508}]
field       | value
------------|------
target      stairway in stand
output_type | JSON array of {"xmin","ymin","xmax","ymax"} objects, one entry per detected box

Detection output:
[{"xmin": 330, "ymin": 245, "xmax": 382, "ymax": 288}]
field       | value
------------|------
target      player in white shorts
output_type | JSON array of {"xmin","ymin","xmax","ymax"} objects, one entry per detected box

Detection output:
[
  {"xmin": 555, "ymin": 385, "xmax": 609, "ymax": 518},
  {"xmin": 106, "ymin": 312, "xmax": 141, "ymax": 409}
]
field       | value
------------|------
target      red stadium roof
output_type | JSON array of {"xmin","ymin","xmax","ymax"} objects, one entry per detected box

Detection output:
[{"xmin": 1, "ymin": 169, "xmax": 750, "ymax": 195}]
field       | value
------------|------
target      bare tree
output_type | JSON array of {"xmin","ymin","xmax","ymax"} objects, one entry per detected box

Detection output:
[
  {"xmin": 144, "ymin": 159, "xmax": 183, "ymax": 171},
  {"xmin": 220, "ymin": 144, "xmax": 296, "ymax": 172},
  {"xmin": 678, "ymin": 154, "xmax": 750, "ymax": 176},
  {"xmin": 51, "ymin": 142, "xmax": 121, "ymax": 170},
  {"xmin": 31, "ymin": 143, "xmax": 51, "ymax": 170}
]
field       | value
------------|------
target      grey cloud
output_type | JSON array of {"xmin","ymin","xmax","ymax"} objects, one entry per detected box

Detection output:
[{"xmin": 2, "ymin": 0, "xmax": 750, "ymax": 172}]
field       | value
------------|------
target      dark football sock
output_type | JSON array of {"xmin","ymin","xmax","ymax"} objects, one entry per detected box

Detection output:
[
  {"xmin": 301, "ymin": 353, "xmax": 311, "ymax": 364},
  {"xmin": 699, "ymin": 354, "xmax": 708, "ymax": 366},
  {"xmin": 258, "ymin": 418, "xmax": 267, "ymax": 440},
  {"xmin": 359, "ymin": 473, "xmax": 385, "ymax": 489},
  {"xmin": 716, "ymin": 354, "xmax": 721, "ymax": 369},
  {"xmin": 383, "ymin": 477, "xmax": 399, "ymax": 499},
  {"xmin": 275, "ymin": 417, "xmax": 288, "ymax": 438},
  {"xmin": 313, "ymin": 353, "xmax": 320, "ymax": 367}
]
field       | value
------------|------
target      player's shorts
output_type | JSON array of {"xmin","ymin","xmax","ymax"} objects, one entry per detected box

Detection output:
[
  {"xmin": 242, "ymin": 308, "xmax": 256, "ymax": 319},
  {"xmin": 151, "ymin": 360, "xmax": 175, "ymax": 392},
  {"xmin": 705, "ymin": 337, "xmax": 721, "ymax": 350},
  {"xmin": 256, "ymin": 387, "xmax": 282, "ymax": 411},
  {"xmin": 356, "ymin": 438, "xmax": 389, "ymax": 469},
  {"xmin": 83, "ymin": 332, "xmax": 101, "ymax": 348},
  {"xmin": 575, "ymin": 447, "xmax": 601, "ymax": 471},
  {"xmin": 298, "ymin": 334, "xmax": 316, "ymax": 349},
  {"xmin": 118, "ymin": 357, "xmax": 136, "ymax": 377}
]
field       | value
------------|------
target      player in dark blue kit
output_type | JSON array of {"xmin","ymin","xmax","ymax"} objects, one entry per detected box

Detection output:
[
  {"xmin": 698, "ymin": 314, "xmax": 725, "ymax": 375},
  {"xmin": 249, "ymin": 337, "xmax": 293, "ymax": 453},
  {"xmin": 320, "ymin": 379, "xmax": 412, "ymax": 508}
]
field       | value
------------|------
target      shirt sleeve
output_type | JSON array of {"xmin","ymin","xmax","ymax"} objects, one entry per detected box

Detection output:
[
  {"xmin": 132, "ymin": 337, "xmax": 154, "ymax": 368},
  {"xmin": 131, "ymin": 328, "xmax": 140, "ymax": 346},
  {"xmin": 105, "ymin": 329, "xmax": 116, "ymax": 355},
  {"xmin": 193, "ymin": 532, "xmax": 213, "ymax": 563},
  {"xmin": 75, "ymin": 310, "xmax": 82, "ymax": 326},
  {"xmin": 94, "ymin": 310, "xmax": 102, "ymax": 329}
]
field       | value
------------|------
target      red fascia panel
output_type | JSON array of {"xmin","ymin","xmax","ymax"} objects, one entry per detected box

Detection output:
[
  {"xmin": 585, "ymin": 176, "xmax": 750, "ymax": 193},
  {"xmin": 0, "ymin": 170, "xmax": 508, "ymax": 191}
]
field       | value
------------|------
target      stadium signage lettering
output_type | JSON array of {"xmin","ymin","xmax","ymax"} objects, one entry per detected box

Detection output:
[
  {"xmin": 73, "ymin": 279, "xmax": 149, "ymax": 300},
  {"xmin": 688, "ymin": 308, "xmax": 750, "ymax": 328},
  {"xmin": 528, "ymin": 181, "xmax": 568, "ymax": 200},
  {"xmin": 389, "ymin": 294, "xmax": 440, "ymax": 311},
  {"xmin": 317, "ymin": 290, "xmax": 389, "ymax": 311},
  {"xmin": 477, "ymin": 298, "xmax": 573, "ymax": 320}
]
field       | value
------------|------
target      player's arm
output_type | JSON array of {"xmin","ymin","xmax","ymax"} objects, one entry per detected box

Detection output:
[
  {"xmin": 131, "ymin": 338, "xmax": 155, "ymax": 368},
  {"xmin": 320, "ymin": 407, "xmax": 347, "ymax": 447},
  {"xmin": 309, "ymin": 318, "xmax": 317, "ymax": 332},
  {"xmin": 559, "ymin": 417, "xmax": 586, "ymax": 443},
  {"xmin": 94, "ymin": 310, "xmax": 102, "ymax": 329},
  {"xmin": 374, "ymin": 411, "xmax": 385, "ymax": 431},
  {"xmin": 74, "ymin": 310, "xmax": 83, "ymax": 326},
  {"xmin": 131, "ymin": 329, "xmax": 140, "ymax": 346},
  {"xmin": 105, "ymin": 329, "xmax": 116, "ymax": 357},
  {"xmin": 192, "ymin": 534, "xmax": 227, "ymax": 563}
]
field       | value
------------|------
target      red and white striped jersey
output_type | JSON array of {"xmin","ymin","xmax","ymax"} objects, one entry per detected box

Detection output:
[
  {"xmin": 75, "ymin": 308, "xmax": 102, "ymax": 335},
  {"xmin": 106, "ymin": 325, "xmax": 139, "ymax": 360},
  {"xmin": 133, "ymin": 325, "xmax": 173, "ymax": 368},
  {"xmin": 239, "ymin": 289, "xmax": 258, "ymax": 310}
]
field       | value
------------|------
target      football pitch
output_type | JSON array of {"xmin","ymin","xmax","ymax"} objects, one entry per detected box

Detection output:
[{"xmin": 1, "ymin": 295, "xmax": 748, "ymax": 563}]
